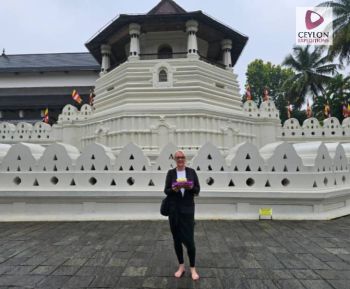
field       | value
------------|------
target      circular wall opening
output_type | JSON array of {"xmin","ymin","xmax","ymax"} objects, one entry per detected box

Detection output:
[
  {"xmin": 89, "ymin": 177, "xmax": 97, "ymax": 185},
  {"xmin": 51, "ymin": 176, "xmax": 59, "ymax": 185},
  {"xmin": 281, "ymin": 178, "xmax": 290, "ymax": 186},
  {"xmin": 13, "ymin": 177, "xmax": 21, "ymax": 185},
  {"xmin": 127, "ymin": 177, "xmax": 135, "ymax": 186},
  {"xmin": 206, "ymin": 177, "xmax": 214, "ymax": 186},
  {"xmin": 246, "ymin": 178, "xmax": 255, "ymax": 186}
]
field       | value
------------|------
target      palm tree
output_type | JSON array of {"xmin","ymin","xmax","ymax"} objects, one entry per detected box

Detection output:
[
  {"xmin": 318, "ymin": 0, "xmax": 350, "ymax": 64},
  {"xmin": 282, "ymin": 46, "xmax": 338, "ymax": 108}
]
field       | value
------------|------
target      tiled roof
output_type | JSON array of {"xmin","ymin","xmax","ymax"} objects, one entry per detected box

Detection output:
[{"xmin": 0, "ymin": 52, "xmax": 100, "ymax": 73}]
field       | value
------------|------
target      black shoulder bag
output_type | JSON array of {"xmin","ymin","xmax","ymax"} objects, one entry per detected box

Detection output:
[{"xmin": 160, "ymin": 196, "xmax": 170, "ymax": 216}]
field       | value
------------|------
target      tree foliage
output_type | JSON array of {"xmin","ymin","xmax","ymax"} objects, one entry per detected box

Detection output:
[{"xmin": 244, "ymin": 59, "xmax": 295, "ymax": 123}]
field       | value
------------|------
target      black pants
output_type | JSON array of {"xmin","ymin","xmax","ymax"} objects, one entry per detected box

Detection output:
[{"xmin": 168, "ymin": 210, "xmax": 196, "ymax": 267}]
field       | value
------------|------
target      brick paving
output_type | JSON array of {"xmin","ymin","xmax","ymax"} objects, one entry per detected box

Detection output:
[{"xmin": 0, "ymin": 217, "xmax": 350, "ymax": 288}]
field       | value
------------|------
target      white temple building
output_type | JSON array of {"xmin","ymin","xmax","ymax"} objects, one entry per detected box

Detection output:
[{"xmin": 1, "ymin": 0, "xmax": 350, "ymax": 221}]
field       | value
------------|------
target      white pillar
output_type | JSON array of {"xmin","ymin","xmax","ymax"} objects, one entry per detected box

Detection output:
[
  {"xmin": 221, "ymin": 39, "xmax": 232, "ymax": 70},
  {"xmin": 186, "ymin": 20, "xmax": 199, "ymax": 59},
  {"xmin": 129, "ymin": 23, "xmax": 141, "ymax": 61},
  {"xmin": 100, "ymin": 44, "xmax": 111, "ymax": 75}
]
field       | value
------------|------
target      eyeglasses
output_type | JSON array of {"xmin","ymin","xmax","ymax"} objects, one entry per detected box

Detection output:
[{"xmin": 175, "ymin": 156, "xmax": 185, "ymax": 160}]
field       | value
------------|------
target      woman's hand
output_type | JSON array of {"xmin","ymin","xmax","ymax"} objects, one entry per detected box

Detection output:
[
  {"xmin": 172, "ymin": 185, "xmax": 180, "ymax": 192},
  {"xmin": 183, "ymin": 183, "xmax": 193, "ymax": 189}
]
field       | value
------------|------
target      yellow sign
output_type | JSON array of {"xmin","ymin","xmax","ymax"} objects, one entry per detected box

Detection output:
[{"xmin": 259, "ymin": 208, "xmax": 272, "ymax": 217}]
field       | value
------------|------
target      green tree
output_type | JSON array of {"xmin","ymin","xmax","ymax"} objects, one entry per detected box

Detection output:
[
  {"xmin": 313, "ymin": 74, "xmax": 350, "ymax": 121},
  {"xmin": 282, "ymin": 46, "xmax": 338, "ymax": 109},
  {"xmin": 318, "ymin": 0, "xmax": 350, "ymax": 64},
  {"xmin": 244, "ymin": 59, "xmax": 295, "ymax": 123}
]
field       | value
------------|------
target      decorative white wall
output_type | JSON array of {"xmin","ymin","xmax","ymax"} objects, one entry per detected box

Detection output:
[{"xmin": 0, "ymin": 141, "xmax": 350, "ymax": 221}]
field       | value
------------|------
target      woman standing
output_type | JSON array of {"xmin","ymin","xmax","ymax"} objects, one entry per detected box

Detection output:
[{"xmin": 164, "ymin": 150, "xmax": 200, "ymax": 280}]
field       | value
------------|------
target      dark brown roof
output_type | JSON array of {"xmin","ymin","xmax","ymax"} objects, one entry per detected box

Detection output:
[
  {"xmin": 85, "ymin": 1, "xmax": 248, "ymax": 68},
  {"xmin": 147, "ymin": 0, "xmax": 186, "ymax": 15}
]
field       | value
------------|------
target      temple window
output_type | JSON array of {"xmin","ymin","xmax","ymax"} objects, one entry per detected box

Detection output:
[{"xmin": 159, "ymin": 69, "xmax": 168, "ymax": 82}]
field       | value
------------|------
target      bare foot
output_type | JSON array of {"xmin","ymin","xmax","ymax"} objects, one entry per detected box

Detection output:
[
  {"xmin": 190, "ymin": 267, "xmax": 199, "ymax": 280},
  {"xmin": 174, "ymin": 264, "xmax": 185, "ymax": 278}
]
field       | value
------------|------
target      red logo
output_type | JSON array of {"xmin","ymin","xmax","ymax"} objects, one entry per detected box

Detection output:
[{"xmin": 305, "ymin": 10, "xmax": 324, "ymax": 30}]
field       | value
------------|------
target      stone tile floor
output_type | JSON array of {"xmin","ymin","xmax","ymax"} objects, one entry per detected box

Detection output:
[{"xmin": 0, "ymin": 217, "xmax": 350, "ymax": 288}]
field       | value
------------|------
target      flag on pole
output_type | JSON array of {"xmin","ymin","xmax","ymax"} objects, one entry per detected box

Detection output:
[
  {"xmin": 287, "ymin": 101, "xmax": 292, "ymax": 119},
  {"xmin": 89, "ymin": 89, "xmax": 95, "ymax": 107},
  {"xmin": 43, "ymin": 108, "xmax": 49, "ymax": 123},
  {"xmin": 263, "ymin": 87, "xmax": 269, "ymax": 102},
  {"xmin": 72, "ymin": 89, "xmax": 83, "ymax": 104},
  {"xmin": 324, "ymin": 101, "xmax": 331, "ymax": 118},
  {"xmin": 306, "ymin": 100, "xmax": 312, "ymax": 118},
  {"xmin": 245, "ymin": 84, "xmax": 252, "ymax": 101},
  {"xmin": 342, "ymin": 103, "xmax": 348, "ymax": 118}
]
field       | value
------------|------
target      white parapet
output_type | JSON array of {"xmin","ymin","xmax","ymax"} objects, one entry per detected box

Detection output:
[{"xmin": 0, "ymin": 141, "xmax": 350, "ymax": 221}]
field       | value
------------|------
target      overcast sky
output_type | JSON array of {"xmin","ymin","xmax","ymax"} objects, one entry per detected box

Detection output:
[{"xmin": 1, "ymin": 0, "xmax": 323, "ymax": 90}]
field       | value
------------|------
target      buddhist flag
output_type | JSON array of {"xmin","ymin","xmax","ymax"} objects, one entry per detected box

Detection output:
[
  {"xmin": 43, "ymin": 108, "xmax": 49, "ymax": 124},
  {"xmin": 89, "ymin": 89, "xmax": 95, "ymax": 106},
  {"xmin": 342, "ymin": 103, "xmax": 348, "ymax": 118},
  {"xmin": 263, "ymin": 87, "xmax": 269, "ymax": 102},
  {"xmin": 306, "ymin": 100, "xmax": 312, "ymax": 118},
  {"xmin": 287, "ymin": 101, "xmax": 292, "ymax": 119},
  {"xmin": 324, "ymin": 102, "xmax": 331, "ymax": 118},
  {"xmin": 245, "ymin": 84, "xmax": 252, "ymax": 101},
  {"xmin": 72, "ymin": 89, "xmax": 83, "ymax": 104}
]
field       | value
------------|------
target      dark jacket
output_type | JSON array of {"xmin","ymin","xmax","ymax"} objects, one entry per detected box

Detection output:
[{"xmin": 164, "ymin": 167, "xmax": 200, "ymax": 214}]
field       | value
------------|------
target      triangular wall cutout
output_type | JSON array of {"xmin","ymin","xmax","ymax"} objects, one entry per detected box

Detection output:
[
  {"xmin": 70, "ymin": 179, "xmax": 76, "ymax": 186},
  {"xmin": 228, "ymin": 179, "xmax": 235, "ymax": 187},
  {"xmin": 33, "ymin": 179, "xmax": 39, "ymax": 186},
  {"xmin": 149, "ymin": 180, "xmax": 155, "ymax": 186},
  {"xmin": 111, "ymin": 179, "xmax": 116, "ymax": 186}
]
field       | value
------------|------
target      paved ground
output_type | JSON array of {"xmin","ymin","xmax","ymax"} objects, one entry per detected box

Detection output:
[{"xmin": 0, "ymin": 217, "xmax": 350, "ymax": 289}]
